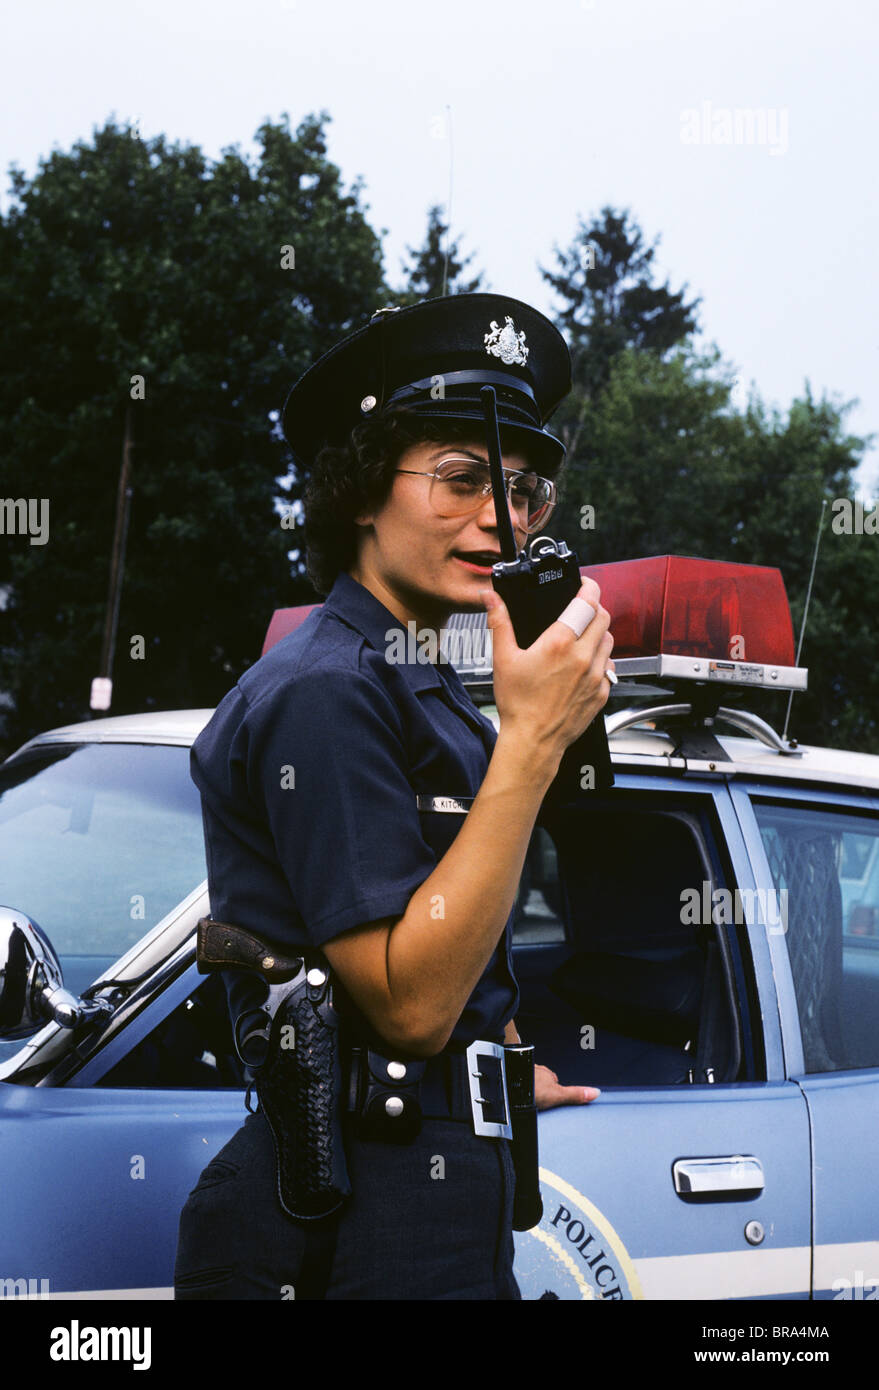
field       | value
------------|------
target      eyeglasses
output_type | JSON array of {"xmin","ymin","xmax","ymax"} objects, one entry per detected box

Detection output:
[{"xmin": 395, "ymin": 456, "xmax": 557, "ymax": 534}]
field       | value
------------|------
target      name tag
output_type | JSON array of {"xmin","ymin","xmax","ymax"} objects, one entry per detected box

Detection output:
[{"xmin": 416, "ymin": 795, "xmax": 473, "ymax": 814}]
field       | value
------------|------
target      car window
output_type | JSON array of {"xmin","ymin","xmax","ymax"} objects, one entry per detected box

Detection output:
[
  {"xmin": 0, "ymin": 743, "xmax": 206, "ymax": 956},
  {"xmin": 753, "ymin": 800, "xmax": 879, "ymax": 1073},
  {"xmin": 512, "ymin": 826, "xmax": 566, "ymax": 944},
  {"xmin": 512, "ymin": 797, "xmax": 742, "ymax": 1087},
  {"xmin": 96, "ymin": 973, "xmax": 245, "ymax": 1089}
]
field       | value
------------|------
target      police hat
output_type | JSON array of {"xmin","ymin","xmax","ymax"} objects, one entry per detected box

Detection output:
[{"xmin": 281, "ymin": 293, "xmax": 572, "ymax": 476}]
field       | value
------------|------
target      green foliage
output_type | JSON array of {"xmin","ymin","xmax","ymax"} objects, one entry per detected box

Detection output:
[
  {"xmin": 396, "ymin": 204, "xmax": 483, "ymax": 303},
  {"xmin": 542, "ymin": 206, "xmax": 701, "ymax": 404},
  {"xmin": 0, "ymin": 114, "xmax": 388, "ymax": 746}
]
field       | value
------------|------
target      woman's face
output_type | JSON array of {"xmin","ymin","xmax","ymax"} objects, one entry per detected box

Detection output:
[{"xmin": 351, "ymin": 436, "xmax": 537, "ymax": 623}]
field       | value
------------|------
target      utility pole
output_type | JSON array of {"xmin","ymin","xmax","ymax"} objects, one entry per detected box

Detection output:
[{"xmin": 91, "ymin": 401, "xmax": 135, "ymax": 712}]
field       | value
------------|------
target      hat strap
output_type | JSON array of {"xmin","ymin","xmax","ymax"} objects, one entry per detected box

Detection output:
[{"xmin": 386, "ymin": 370, "xmax": 540, "ymax": 423}]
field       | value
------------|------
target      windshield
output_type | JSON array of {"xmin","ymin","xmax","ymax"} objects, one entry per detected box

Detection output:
[{"xmin": 0, "ymin": 742, "xmax": 206, "ymax": 957}]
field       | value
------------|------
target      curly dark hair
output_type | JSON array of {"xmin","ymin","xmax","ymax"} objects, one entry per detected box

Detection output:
[{"xmin": 303, "ymin": 408, "xmax": 565, "ymax": 596}]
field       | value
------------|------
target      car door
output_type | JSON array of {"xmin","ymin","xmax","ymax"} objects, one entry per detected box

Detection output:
[
  {"xmin": 511, "ymin": 773, "xmax": 812, "ymax": 1301},
  {"xmin": 733, "ymin": 782, "xmax": 879, "ymax": 1302},
  {"xmin": 0, "ymin": 945, "xmax": 244, "ymax": 1299}
]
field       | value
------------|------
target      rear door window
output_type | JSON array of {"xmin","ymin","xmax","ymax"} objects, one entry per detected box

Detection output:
[{"xmin": 753, "ymin": 800, "xmax": 879, "ymax": 1072}]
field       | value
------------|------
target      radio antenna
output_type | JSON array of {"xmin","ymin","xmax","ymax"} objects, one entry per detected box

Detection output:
[
  {"xmin": 480, "ymin": 385, "xmax": 519, "ymax": 562},
  {"xmin": 782, "ymin": 498, "xmax": 828, "ymax": 745},
  {"xmin": 442, "ymin": 104, "xmax": 453, "ymax": 297}
]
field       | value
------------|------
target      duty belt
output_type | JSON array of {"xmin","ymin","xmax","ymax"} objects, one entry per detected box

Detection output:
[
  {"xmin": 346, "ymin": 1041, "xmax": 513, "ymax": 1142},
  {"xmin": 196, "ymin": 916, "xmax": 543, "ymax": 1230}
]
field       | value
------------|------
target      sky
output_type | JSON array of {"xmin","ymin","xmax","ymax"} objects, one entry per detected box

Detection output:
[{"xmin": 3, "ymin": 0, "xmax": 877, "ymax": 492}]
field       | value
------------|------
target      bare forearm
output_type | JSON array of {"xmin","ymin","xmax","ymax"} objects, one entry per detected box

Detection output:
[{"xmin": 383, "ymin": 731, "xmax": 556, "ymax": 1052}]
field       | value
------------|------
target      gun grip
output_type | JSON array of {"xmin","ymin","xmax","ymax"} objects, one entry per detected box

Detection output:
[{"xmin": 196, "ymin": 917, "xmax": 304, "ymax": 982}]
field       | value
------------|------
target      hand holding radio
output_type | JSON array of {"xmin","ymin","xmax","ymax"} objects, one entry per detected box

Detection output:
[
  {"xmin": 481, "ymin": 579, "xmax": 615, "ymax": 781},
  {"xmin": 477, "ymin": 384, "xmax": 615, "ymax": 805}
]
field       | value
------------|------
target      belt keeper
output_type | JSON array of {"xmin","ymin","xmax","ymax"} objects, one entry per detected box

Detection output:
[
  {"xmin": 354, "ymin": 1048, "xmax": 426, "ymax": 1144},
  {"xmin": 503, "ymin": 1043, "xmax": 544, "ymax": 1231}
]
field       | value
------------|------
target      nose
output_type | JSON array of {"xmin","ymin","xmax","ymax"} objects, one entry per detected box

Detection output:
[{"xmin": 475, "ymin": 486, "xmax": 526, "ymax": 542}]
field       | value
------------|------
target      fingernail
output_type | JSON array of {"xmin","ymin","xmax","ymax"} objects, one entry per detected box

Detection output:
[{"xmin": 585, "ymin": 1087, "xmax": 600, "ymax": 1099}]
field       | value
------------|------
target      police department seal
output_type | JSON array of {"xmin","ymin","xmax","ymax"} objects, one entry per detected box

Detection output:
[{"xmin": 513, "ymin": 1168, "xmax": 644, "ymax": 1300}]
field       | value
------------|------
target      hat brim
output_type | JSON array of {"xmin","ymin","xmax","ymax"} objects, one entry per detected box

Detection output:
[{"xmin": 383, "ymin": 404, "xmax": 565, "ymax": 477}]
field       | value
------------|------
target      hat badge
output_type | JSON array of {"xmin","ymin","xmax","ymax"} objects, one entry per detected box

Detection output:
[{"xmin": 484, "ymin": 316, "xmax": 529, "ymax": 367}]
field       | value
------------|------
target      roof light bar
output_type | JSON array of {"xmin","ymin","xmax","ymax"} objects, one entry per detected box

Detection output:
[
  {"xmin": 583, "ymin": 556, "xmax": 806, "ymax": 692},
  {"xmin": 261, "ymin": 556, "xmax": 808, "ymax": 694}
]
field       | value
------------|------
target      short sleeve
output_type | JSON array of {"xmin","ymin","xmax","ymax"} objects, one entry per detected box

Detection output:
[{"xmin": 243, "ymin": 665, "xmax": 437, "ymax": 947}]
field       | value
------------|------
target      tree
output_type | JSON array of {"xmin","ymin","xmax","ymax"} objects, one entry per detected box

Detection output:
[
  {"xmin": 0, "ymin": 113, "xmax": 388, "ymax": 748},
  {"xmin": 541, "ymin": 207, "xmax": 701, "ymax": 452},
  {"xmin": 396, "ymin": 204, "xmax": 483, "ymax": 303}
]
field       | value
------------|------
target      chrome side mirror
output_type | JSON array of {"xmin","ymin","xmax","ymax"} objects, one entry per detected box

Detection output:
[
  {"xmin": 0, "ymin": 906, "xmax": 112, "ymax": 1039},
  {"xmin": 0, "ymin": 906, "xmax": 63, "ymax": 1038}
]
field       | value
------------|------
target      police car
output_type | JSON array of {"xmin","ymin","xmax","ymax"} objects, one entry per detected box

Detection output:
[{"xmin": 1, "ymin": 555, "xmax": 877, "ymax": 1301}]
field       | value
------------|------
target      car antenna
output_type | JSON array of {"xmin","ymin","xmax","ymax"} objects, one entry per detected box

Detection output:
[
  {"xmin": 782, "ymin": 498, "xmax": 828, "ymax": 746},
  {"xmin": 442, "ymin": 104, "xmax": 453, "ymax": 297}
]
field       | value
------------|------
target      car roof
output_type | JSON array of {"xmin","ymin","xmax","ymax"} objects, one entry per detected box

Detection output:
[
  {"xmin": 477, "ymin": 706, "xmax": 879, "ymax": 794},
  {"xmin": 614, "ymin": 728, "xmax": 879, "ymax": 793},
  {"xmin": 7, "ymin": 709, "xmax": 215, "ymax": 758},
  {"xmin": 8, "ymin": 706, "xmax": 879, "ymax": 794}
]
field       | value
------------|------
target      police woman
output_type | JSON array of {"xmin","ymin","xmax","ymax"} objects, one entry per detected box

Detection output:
[{"xmin": 174, "ymin": 294, "xmax": 614, "ymax": 1301}]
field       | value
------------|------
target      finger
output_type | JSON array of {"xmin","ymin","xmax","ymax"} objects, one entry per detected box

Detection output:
[
  {"xmin": 536, "ymin": 1064, "xmax": 559, "ymax": 1084},
  {"xmin": 555, "ymin": 595, "xmax": 596, "ymax": 639},
  {"xmin": 478, "ymin": 586, "xmax": 521, "ymax": 658},
  {"xmin": 577, "ymin": 578, "xmax": 601, "ymax": 609},
  {"xmin": 561, "ymin": 1084, "xmax": 600, "ymax": 1104},
  {"xmin": 537, "ymin": 1083, "xmax": 601, "ymax": 1111},
  {"xmin": 551, "ymin": 603, "xmax": 610, "ymax": 657}
]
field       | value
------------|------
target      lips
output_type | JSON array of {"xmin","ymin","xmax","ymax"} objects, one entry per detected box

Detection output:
[{"xmin": 453, "ymin": 551, "xmax": 501, "ymax": 568}]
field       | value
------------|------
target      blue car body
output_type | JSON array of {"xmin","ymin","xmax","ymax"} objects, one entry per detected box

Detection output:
[{"xmin": 1, "ymin": 709, "xmax": 878, "ymax": 1302}]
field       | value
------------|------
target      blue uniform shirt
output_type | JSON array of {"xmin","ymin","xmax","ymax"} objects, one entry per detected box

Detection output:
[{"xmin": 190, "ymin": 570, "xmax": 519, "ymax": 1048}]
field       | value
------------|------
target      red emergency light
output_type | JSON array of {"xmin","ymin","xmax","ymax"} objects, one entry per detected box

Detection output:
[
  {"xmin": 581, "ymin": 556, "xmax": 795, "ymax": 665},
  {"xmin": 262, "ymin": 556, "xmax": 806, "ymax": 691},
  {"xmin": 261, "ymin": 603, "xmax": 321, "ymax": 656},
  {"xmin": 577, "ymin": 556, "xmax": 804, "ymax": 692}
]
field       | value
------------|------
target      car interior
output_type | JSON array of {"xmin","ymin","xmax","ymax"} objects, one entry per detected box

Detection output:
[{"xmin": 512, "ymin": 800, "xmax": 743, "ymax": 1087}]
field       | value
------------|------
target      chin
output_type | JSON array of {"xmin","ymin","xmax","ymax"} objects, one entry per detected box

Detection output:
[{"xmin": 446, "ymin": 565, "xmax": 493, "ymax": 596}]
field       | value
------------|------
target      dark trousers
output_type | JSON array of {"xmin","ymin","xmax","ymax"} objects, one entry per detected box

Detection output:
[{"xmin": 174, "ymin": 1107, "xmax": 522, "ymax": 1300}]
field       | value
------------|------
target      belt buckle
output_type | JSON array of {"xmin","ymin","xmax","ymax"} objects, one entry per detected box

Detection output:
[{"xmin": 465, "ymin": 1040, "xmax": 513, "ymax": 1140}]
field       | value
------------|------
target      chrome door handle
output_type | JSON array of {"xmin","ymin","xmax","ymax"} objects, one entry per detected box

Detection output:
[{"xmin": 673, "ymin": 1156, "xmax": 765, "ymax": 1196}]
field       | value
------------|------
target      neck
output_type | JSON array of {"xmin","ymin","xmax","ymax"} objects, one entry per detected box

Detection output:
[{"xmin": 346, "ymin": 562, "xmax": 453, "ymax": 644}]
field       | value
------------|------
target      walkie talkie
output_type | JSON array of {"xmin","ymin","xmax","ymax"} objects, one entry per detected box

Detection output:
[{"xmin": 481, "ymin": 385, "xmax": 614, "ymax": 804}]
